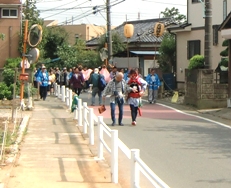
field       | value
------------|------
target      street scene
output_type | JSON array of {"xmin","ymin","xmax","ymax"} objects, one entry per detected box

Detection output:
[{"xmin": 0, "ymin": 0, "xmax": 231, "ymax": 188}]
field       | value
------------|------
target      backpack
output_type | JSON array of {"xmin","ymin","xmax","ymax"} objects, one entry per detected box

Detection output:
[{"xmin": 98, "ymin": 74, "xmax": 107, "ymax": 91}]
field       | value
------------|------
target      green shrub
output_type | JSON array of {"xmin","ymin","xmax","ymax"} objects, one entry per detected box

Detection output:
[
  {"xmin": 2, "ymin": 68, "xmax": 15, "ymax": 86},
  {"xmin": 0, "ymin": 82, "xmax": 12, "ymax": 100},
  {"xmin": 4, "ymin": 57, "xmax": 21, "ymax": 69},
  {"xmin": 188, "ymin": 55, "xmax": 205, "ymax": 70},
  {"xmin": 219, "ymin": 58, "xmax": 228, "ymax": 67}
]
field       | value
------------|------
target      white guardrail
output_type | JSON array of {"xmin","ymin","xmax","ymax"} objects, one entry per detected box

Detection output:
[{"xmin": 54, "ymin": 84, "xmax": 170, "ymax": 188}]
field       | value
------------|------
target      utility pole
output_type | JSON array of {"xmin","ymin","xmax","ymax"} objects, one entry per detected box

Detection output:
[
  {"xmin": 204, "ymin": 0, "xmax": 212, "ymax": 69},
  {"xmin": 106, "ymin": 0, "xmax": 113, "ymax": 62}
]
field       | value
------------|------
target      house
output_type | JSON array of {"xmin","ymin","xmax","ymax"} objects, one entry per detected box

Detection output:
[
  {"xmin": 44, "ymin": 20, "xmax": 108, "ymax": 46},
  {"xmin": 86, "ymin": 18, "xmax": 170, "ymax": 77},
  {"xmin": 0, "ymin": 0, "xmax": 22, "ymax": 68},
  {"xmin": 169, "ymin": 0, "xmax": 231, "ymax": 89}
]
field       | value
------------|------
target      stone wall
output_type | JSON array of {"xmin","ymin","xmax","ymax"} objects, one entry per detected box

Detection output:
[{"xmin": 185, "ymin": 69, "xmax": 228, "ymax": 109}]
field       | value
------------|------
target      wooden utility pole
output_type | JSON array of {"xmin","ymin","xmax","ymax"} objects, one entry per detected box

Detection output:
[
  {"xmin": 106, "ymin": 0, "xmax": 113, "ymax": 63},
  {"xmin": 204, "ymin": 0, "xmax": 212, "ymax": 69},
  {"xmin": 228, "ymin": 40, "xmax": 231, "ymax": 100}
]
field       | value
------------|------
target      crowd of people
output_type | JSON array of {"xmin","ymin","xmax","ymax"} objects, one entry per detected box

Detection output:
[{"xmin": 33, "ymin": 64, "xmax": 161, "ymax": 126}]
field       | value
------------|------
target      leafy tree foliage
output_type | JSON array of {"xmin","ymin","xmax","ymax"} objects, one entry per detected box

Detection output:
[
  {"xmin": 158, "ymin": 7, "xmax": 186, "ymax": 73},
  {"xmin": 43, "ymin": 26, "xmax": 69, "ymax": 60},
  {"xmin": 19, "ymin": 0, "xmax": 44, "ymax": 55},
  {"xmin": 97, "ymin": 31, "xmax": 126, "ymax": 56},
  {"xmin": 160, "ymin": 7, "xmax": 186, "ymax": 24},
  {"xmin": 57, "ymin": 39, "xmax": 101, "ymax": 69},
  {"xmin": 158, "ymin": 34, "xmax": 176, "ymax": 73}
]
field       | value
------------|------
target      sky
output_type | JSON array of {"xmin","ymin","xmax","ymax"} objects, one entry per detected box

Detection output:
[{"xmin": 32, "ymin": 0, "xmax": 187, "ymax": 26}]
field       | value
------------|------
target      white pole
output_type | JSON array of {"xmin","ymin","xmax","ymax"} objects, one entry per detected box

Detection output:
[
  {"xmin": 66, "ymin": 88, "xmax": 69, "ymax": 106},
  {"xmin": 57, "ymin": 85, "xmax": 60, "ymax": 98},
  {"xmin": 83, "ymin": 102, "xmax": 87, "ymax": 133},
  {"xmin": 97, "ymin": 116, "xmax": 104, "ymax": 159},
  {"xmin": 111, "ymin": 130, "xmax": 118, "ymax": 183},
  {"xmin": 69, "ymin": 90, "xmax": 72, "ymax": 110},
  {"xmin": 61, "ymin": 85, "xmax": 65, "ymax": 102},
  {"xmin": 78, "ymin": 98, "xmax": 82, "ymax": 126},
  {"xmin": 131, "ymin": 149, "xmax": 140, "ymax": 188},
  {"xmin": 54, "ymin": 83, "xmax": 57, "ymax": 96},
  {"xmin": 89, "ymin": 108, "xmax": 94, "ymax": 145}
]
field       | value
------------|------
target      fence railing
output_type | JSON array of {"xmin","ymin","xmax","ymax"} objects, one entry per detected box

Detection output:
[{"xmin": 55, "ymin": 84, "xmax": 170, "ymax": 188}]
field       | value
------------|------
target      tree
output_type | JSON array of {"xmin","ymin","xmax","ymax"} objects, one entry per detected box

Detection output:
[
  {"xmin": 97, "ymin": 31, "xmax": 126, "ymax": 56},
  {"xmin": 158, "ymin": 7, "xmax": 186, "ymax": 73},
  {"xmin": 160, "ymin": 7, "xmax": 186, "ymax": 24},
  {"xmin": 57, "ymin": 38, "xmax": 101, "ymax": 69},
  {"xmin": 158, "ymin": 33, "xmax": 176, "ymax": 73},
  {"xmin": 19, "ymin": 0, "xmax": 45, "ymax": 56},
  {"xmin": 43, "ymin": 26, "xmax": 69, "ymax": 60}
]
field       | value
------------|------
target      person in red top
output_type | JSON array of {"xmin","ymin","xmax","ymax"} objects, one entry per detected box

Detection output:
[{"xmin": 126, "ymin": 69, "xmax": 147, "ymax": 125}]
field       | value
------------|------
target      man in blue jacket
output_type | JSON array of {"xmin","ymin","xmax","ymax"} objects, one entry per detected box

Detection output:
[
  {"xmin": 37, "ymin": 65, "xmax": 49, "ymax": 101},
  {"xmin": 145, "ymin": 68, "xmax": 161, "ymax": 104}
]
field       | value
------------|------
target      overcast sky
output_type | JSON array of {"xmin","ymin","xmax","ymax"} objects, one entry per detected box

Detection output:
[{"xmin": 33, "ymin": 0, "xmax": 187, "ymax": 26}]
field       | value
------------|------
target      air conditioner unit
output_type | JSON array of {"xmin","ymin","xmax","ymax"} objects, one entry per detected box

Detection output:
[{"xmin": 221, "ymin": 29, "xmax": 231, "ymax": 39}]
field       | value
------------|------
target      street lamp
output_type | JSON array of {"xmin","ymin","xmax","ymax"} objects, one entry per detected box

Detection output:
[{"xmin": 124, "ymin": 23, "xmax": 134, "ymax": 67}]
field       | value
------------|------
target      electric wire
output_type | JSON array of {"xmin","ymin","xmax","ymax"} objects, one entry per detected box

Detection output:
[
  {"xmin": 142, "ymin": 0, "xmax": 186, "ymax": 6},
  {"xmin": 43, "ymin": 0, "xmax": 90, "ymax": 19}
]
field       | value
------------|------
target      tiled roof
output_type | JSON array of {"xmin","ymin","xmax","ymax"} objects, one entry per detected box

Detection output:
[
  {"xmin": 0, "ymin": 0, "xmax": 20, "ymax": 4},
  {"xmin": 86, "ymin": 18, "xmax": 169, "ymax": 45}
]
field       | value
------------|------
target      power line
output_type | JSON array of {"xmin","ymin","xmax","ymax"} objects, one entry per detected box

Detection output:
[
  {"xmin": 141, "ymin": 0, "xmax": 186, "ymax": 6},
  {"xmin": 43, "ymin": 0, "xmax": 90, "ymax": 19},
  {"xmin": 38, "ymin": 0, "xmax": 77, "ymax": 12}
]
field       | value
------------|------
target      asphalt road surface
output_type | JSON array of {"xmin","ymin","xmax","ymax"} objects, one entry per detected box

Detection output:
[{"xmin": 80, "ymin": 93, "xmax": 231, "ymax": 188}]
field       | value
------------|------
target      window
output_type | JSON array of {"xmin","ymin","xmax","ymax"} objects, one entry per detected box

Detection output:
[
  {"xmin": 223, "ymin": 0, "xmax": 227, "ymax": 20},
  {"xmin": 187, "ymin": 40, "xmax": 201, "ymax": 59},
  {"xmin": 192, "ymin": 0, "xmax": 204, "ymax": 3},
  {"xmin": 1, "ymin": 8, "xmax": 18, "ymax": 18},
  {"xmin": 212, "ymin": 25, "xmax": 219, "ymax": 46}
]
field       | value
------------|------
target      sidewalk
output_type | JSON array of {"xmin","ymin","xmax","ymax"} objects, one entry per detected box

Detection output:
[{"xmin": 3, "ymin": 96, "xmax": 121, "ymax": 188}]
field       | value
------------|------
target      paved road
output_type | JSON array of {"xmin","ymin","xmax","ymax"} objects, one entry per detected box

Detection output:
[{"xmin": 80, "ymin": 93, "xmax": 231, "ymax": 188}]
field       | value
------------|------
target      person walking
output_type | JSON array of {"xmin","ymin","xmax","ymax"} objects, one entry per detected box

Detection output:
[
  {"xmin": 37, "ymin": 65, "xmax": 49, "ymax": 101},
  {"xmin": 127, "ymin": 69, "xmax": 147, "ymax": 125},
  {"xmin": 145, "ymin": 68, "xmax": 161, "ymax": 104},
  {"xmin": 102, "ymin": 72, "xmax": 126, "ymax": 126},
  {"xmin": 88, "ymin": 68, "xmax": 103, "ymax": 106},
  {"xmin": 69, "ymin": 67, "xmax": 84, "ymax": 96}
]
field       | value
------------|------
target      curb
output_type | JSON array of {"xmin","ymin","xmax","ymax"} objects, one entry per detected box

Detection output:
[{"xmin": 0, "ymin": 115, "xmax": 30, "ymax": 188}]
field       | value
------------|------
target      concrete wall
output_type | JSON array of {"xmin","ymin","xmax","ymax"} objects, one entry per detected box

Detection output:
[{"xmin": 184, "ymin": 69, "xmax": 228, "ymax": 109}]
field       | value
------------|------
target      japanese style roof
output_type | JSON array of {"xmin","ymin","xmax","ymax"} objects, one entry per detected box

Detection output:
[
  {"xmin": 86, "ymin": 18, "xmax": 171, "ymax": 46},
  {"xmin": 219, "ymin": 11, "xmax": 231, "ymax": 30}
]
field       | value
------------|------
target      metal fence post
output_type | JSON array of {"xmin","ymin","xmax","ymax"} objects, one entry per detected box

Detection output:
[
  {"xmin": 61, "ymin": 85, "xmax": 65, "ymax": 102},
  {"xmin": 83, "ymin": 102, "xmax": 87, "ymax": 134},
  {"xmin": 111, "ymin": 130, "xmax": 118, "ymax": 183},
  {"xmin": 131, "ymin": 149, "xmax": 140, "ymax": 188},
  {"xmin": 89, "ymin": 108, "xmax": 94, "ymax": 145},
  {"xmin": 69, "ymin": 89, "xmax": 72, "ymax": 110},
  {"xmin": 97, "ymin": 116, "xmax": 104, "ymax": 159},
  {"xmin": 66, "ymin": 88, "xmax": 69, "ymax": 106},
  {"xmin": 78, "ymin": 98, "xmax": 82, "ymax": 126}
]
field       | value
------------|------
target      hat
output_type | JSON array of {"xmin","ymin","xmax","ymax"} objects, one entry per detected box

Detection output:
[
  {"xmin": 63, "ymin": 67, "xmax": 67, "ymax": 70},
  {"xmin": 42, "ymin": 65, "xmax": 46, "ymax": 69}
]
